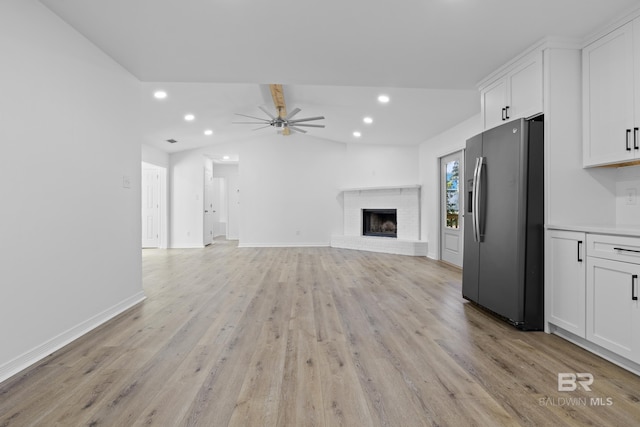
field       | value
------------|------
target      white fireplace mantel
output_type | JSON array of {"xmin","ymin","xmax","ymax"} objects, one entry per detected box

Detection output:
[
  {"xmin": 340, "ymin": 184, "xmax": 421, "ymax": 193},
  {"xmin": 331, "ymin": 184, "xmax": 427, "ymax": 256}
]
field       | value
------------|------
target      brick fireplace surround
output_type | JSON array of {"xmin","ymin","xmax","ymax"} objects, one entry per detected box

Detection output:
[{"xmin": 330, "ymin": 185, "xmax": 428, "ymax": 256}]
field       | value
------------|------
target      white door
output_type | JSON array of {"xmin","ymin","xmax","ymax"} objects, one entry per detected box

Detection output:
[
  {"xmin": 583, "ymin": 21, "xmax": 635, "ymax": 166},
  {"xmin": 203, "ymin": 168, "xmax": 214, "ymax": 246},
  {"xmin": 507, "ymin": 52, "xmax": 543, "ymax": 121},
  {"xmin": 586, "ymin": 257, "xmax": 640, "ymax": 362},
  {"xmin": 545, "ymin": 230, "xmax": 586, "ymax": 337},
  {"xmin": 481, "ymin": 78, "xmax": 507, "ymax": 130},
  {"xmin": 212, "ymin": 177, "xmax": 227, "ymax": 238},
  {"xmin": 141, "ymin": 167, "xmax": 160, "ymax": 248},
  {"xmin": 440, "ymin": 151, "xmax": 463, "ymax": 267}
]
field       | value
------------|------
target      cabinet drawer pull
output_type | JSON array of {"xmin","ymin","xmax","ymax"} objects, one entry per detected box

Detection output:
[
  {"xmin": 633, "ymin": 275, "xmax": 638, "ymax": 301},
  {"xmin": 577, "ymin": 241, "xmax": 583, "ymax": 262},
  {"xmin": 505, "ymin": 106, "xmax": 510, "ymax": 120},
  {"xmin": 501, "ymin": 108, "xmax": 506, "ymax": 121},
  {"xmin": 613, "ymin": 247, "xmax": 640, "ymax": 254},
  {"xmin": 627, "ymin": 129, "xmax": 632, "ymax": 151},
  {"xmin": 635, "ymin": 128, "xmax": 639, "ymax": 150}
]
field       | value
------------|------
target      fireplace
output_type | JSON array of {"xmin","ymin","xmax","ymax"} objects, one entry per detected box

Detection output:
[{"xmin": 362, "ymin": 209, "xmax": 397, "ymax": 238}]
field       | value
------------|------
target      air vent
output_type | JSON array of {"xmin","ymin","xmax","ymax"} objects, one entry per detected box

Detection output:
[{"xmin": 166, "ymin": 139, "xmax": 177, "ymax": 144}]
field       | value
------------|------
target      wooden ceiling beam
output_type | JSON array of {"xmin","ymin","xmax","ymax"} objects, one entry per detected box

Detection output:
[{"xmin": 269, "ymin": 83, "xmax": 290, "ymax": 135}]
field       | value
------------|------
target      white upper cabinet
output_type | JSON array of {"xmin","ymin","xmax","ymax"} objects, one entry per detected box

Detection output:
[
  {"xmin": 583, "ymin": 19, "xmax": 640, "ymax": 167},
  {"xmin": 480, "ymin": 51, "xmax": 543, "ymax": 130}
]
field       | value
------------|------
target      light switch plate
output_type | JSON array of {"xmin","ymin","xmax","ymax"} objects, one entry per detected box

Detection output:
[
  {"xmin": 122, "ymin": 175, "xmax": 131, "ymax": 189},
  {"xmin": 626, "ymin": 188, "xmax": 637, "ymax": 205}
]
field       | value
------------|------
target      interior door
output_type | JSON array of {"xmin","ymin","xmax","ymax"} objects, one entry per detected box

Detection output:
[
  {"xmin": 441, "ymin": 151, "xmax": 464, "ymax": 267},
  {"xmin": 212, "ymin": 177, "xmax": 227, "ymax": 238},
  {"xmin": 203, "ymin": 167, "xmax": 214, "ymax": 246},
  {"xmin": 142, "ymin": 167, "xmax": 160, "ymax": 248}
]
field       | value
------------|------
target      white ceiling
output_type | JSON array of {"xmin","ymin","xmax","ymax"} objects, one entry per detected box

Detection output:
[{"xmin": 39, "ymin": 0, "xmax": 640, "ymax": 153}]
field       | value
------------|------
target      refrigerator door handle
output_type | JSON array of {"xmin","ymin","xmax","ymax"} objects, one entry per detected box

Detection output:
[
  {"xmin": 472, "ymin": 157, "xmax": 481, "ymax": 242},
  {"xmin": 476, "ymin": 157, "xmax": 485, "ymax": 242}
]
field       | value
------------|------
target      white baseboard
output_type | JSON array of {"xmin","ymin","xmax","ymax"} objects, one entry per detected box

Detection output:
[
  {"xmin": 548, "ymin": 324, "xmax": 640, "ymax": 377},
  {"xmin": 238, "ymin": 242, "xmax": 330, "ymax": 248},
  {"xmin": 0, "ymin": 291, "xmax": 146, "ymax": 384}
]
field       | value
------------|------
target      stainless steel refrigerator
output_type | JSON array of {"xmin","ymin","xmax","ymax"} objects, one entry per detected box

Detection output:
[{"xmin": 462, "ymin": 117, "xmax": 544, "ymax": 330}]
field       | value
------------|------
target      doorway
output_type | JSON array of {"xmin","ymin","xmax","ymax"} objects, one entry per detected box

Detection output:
[
  {"xmin": 204, "ymin": 166, "xmax": 214, "ymax": 246},
  {"xmin": 440, "ymin": 151, "xmax": 464, "ymax": 267},
  {"xmin": 212, "ymin": 177, "xmax": 227, "ymax": 238},
  {"xmin": 141, "ymin": 162, "xmax": 167, "ymax": 248}
]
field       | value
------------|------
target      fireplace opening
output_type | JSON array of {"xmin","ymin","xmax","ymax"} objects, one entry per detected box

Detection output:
[{"xmin": 362, "ymin": 209, "xmax": 397, "ymax": 238}]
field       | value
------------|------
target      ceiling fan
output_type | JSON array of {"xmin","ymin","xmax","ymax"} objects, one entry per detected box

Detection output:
[{"xmin": 232, "ymin": 84, "xmax": 325, "ymax": 135}]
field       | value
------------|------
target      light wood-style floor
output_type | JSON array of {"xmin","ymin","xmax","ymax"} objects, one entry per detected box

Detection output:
[{"xmin": 2, "ymin": 239, "xmax": 640, "ymax": 426}]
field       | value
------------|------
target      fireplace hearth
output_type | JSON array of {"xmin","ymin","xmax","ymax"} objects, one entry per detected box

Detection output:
[{"xmin": 362, "ymin": 209, "xmax": 397, "ymax": 238}]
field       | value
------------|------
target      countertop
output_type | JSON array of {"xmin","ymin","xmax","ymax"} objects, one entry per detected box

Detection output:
[{"xmin": 546, "ymin": 223, "xmax": 640, "ymax": 237}]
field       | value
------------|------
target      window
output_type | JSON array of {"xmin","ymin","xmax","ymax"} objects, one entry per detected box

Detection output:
[{"xmin": 445, "ymin": 160, "xmax": 459, "ymax": 229}]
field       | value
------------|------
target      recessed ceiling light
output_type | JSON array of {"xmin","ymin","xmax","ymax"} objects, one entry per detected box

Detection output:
[
  {"xmin": 204, "ymin": 129, "xmax": 213, "ymax": 136},
  {"xmin": 363, "ymin": 117, "xmax": 373, "ymax": 124},
  {"xmin": 378, "ymin": 95, "xmax": 390, "ymax": 103},
  {"xmin": 184, "ymin": 114, "xmax": 195, "ymax": 121},
  {"xmin": 154, "ymin": 90, "xmax": 167, "ymax": 99},
  {"xmin": 353, "ymin": 131, "xmax": 362, "ymax": 138},
  {"xmin": 223, "ymin": 155, "xmax": 230, "ymax": 160}
]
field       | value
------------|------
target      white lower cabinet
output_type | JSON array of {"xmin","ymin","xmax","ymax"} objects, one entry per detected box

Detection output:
[
  {"xmin": 545, "ymin": 230, "xmax": 586, "ymax": 337},
  {"xmin": 546, "ymin": 229, "xmax": 640, "ymax": 371},
  {"xmin": 586, "ymin": 255, "xmax": 640, "ymax": 363}
]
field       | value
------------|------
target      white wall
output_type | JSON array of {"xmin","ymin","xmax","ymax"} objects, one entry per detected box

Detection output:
[
  {"xmin": 168, "ymin": 137, "xmax": 425, "ymax": 248},
  {"xmin": 544, "ymin": 48, "xmax": 617, "ymax": 226},
  {"xmin": 342, "ymin": 144, "xmax": 419, "ymax": 189},
  {"xmin": 616, "ymin": 165, "xmax": 640, "ymax": 225},
  {"xmin": 238, "ymin": 134, "xmax": 346, "ymax": 246},
  {"xmin": 0, "ymin": 0, "xmax": 144, "ymax": 382},
  {"xmin": 419, "ymin": 114, "xmax": 482, "ymax": 259},
  {"xmin": 142, "ymin": 143, "xmax": 170, "ymax": 168}
]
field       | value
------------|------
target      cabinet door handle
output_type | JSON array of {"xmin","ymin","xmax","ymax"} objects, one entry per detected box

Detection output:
[
  {"xmin": 613, "ymin": 247, "xmax": 640, "ymax": 254},
  {"xmin": 501, "ymin": 108, "xmax": 506, "ymax": 121},
  {"xmin": 577, "ymin": 241, "xmax": 583, "ymax": 262},
  {"xmin": 627, "ymin": 129, "xmax": 632, "ymax": 151},
  {"xmin": 633, "ymin": 275, "xmax": 638, "ymax": 301},
  {"xmin": 505, "ymin": 106, "xmax": 510, "ymax": 120},
  {"xmin": 635, "ymin": 127, "xmax": 639, "ymax": 150}
]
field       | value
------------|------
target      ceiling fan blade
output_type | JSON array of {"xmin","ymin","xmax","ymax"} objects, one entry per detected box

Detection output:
[
  {"xmin": 289, "ymin": 123, "xmax": 325, "ymax": 128},
  {"xmin": 232, "ymin": 121, "xmax": 270, "ymax": 124},
  {"xmin": 258, "ymin": 105, "xmax": 276, "ymax": 120},
  {"xmin": 288, "ymin": 126, "xmax": 307, "ymax": 134},
  {"xmin": 288, "ymin": 116, "xmax": 325, "ymax": 123},
  {"xmin": 234, "ymin": 113, "xmax": 270, "ymax": 121},
  {"xmin": 285, "ymin": 108, "xmax": 301, "ymax": 120},
  {"xmin": 252, "ymin": 125, "xmax": 272, "ymax": 131}
]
